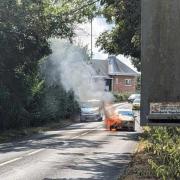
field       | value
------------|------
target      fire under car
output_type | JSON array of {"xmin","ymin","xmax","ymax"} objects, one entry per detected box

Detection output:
[{"xmin": 106, "ymin": 108, "xmax": 136, "ymax": 131}]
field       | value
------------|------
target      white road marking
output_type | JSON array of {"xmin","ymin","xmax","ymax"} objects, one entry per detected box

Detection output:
[
  {"xmin": 0, "ymin": 149, "xmax": 44, "ymax": 167},
  {"xmin": 27, "ymin": 149, "xmax": 44, "ymax": 156},
  {"xmin": 0, "ymin": 125, "xmax": 103, "ymax": 167},
  {"xmin": 80, "ymin": 132, "xmax": 90, "ymax": 136},
  {"xmin": 0, "ymin": 157, "xmax": 22, "ymax": 167},
  {"xmin": 71, "ymin": 135, "xmax": 81, "ymax": 139},
  {"xmin": 62, "ymin": 141, "xmax": 69, "ymax": 146},
  {"xmin": 71, "ymin": 126, "xmax": 102, "ymax": 139}
]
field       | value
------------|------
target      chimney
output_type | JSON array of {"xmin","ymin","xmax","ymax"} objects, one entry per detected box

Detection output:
[{"xmin": 107, "ymin": 55, "xmax": 116, "ymax": 75}]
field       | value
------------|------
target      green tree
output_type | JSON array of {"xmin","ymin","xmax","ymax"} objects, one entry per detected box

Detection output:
[
  {"xmin": 0, "ymin": 0, "xmax": 97, "ymax": 130},
  {"xmin": 96, "ymin": 0, "xmax": 141, "ymax": 71}
]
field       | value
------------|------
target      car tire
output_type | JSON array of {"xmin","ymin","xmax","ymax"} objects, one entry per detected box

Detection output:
[
  {"xmin": 98, "ymin": 117, "xmax": 103, "ymax": 121},
  {"xmin": 80, "ymin": 117, "xmax": 85, "ymax": 123},
  {"xmin": 109, "ymin": 125, "xmax": 113, "ymax": 131},
  {"xmin": 130, "ymin": 125, "xmax": 135, "ymax": 131}
]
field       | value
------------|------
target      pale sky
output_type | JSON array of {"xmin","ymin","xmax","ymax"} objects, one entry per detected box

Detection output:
[{"xmin": 74, "ymin": 16, "xmax": 138, "ymax": 72}]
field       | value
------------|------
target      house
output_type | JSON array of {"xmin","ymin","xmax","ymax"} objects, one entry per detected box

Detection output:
[{"xmin": 91, "ymin": 55, "xmax": 139, "ymax": 93}]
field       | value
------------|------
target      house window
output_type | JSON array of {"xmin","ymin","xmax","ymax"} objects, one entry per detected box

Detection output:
[
  {"xmin": 115, "ymin": 78, "xmax": 118, "ymax": 84},
  {"xmin": 125, "ymin": 79, "xmax": 132, "ymax": 86}
]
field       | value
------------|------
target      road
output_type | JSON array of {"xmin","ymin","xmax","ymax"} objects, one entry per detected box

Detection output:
[{"xmin": 0, "ymin": 103, "xmax": 141, "ymax": 180}]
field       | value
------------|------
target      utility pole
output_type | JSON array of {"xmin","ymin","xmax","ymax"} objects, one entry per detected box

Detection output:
[{"xmin": 90, "ymin": 16, "xmax": 93, "ymax": 61}]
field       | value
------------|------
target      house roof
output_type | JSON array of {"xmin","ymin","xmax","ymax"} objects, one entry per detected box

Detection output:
[
  {"xmin": 91, "ymin": 56, "xmax": 138, "ymax": 77},
  {"xmin": 91, "ymin": 59, "xmax": 109, "ymax": 77}
]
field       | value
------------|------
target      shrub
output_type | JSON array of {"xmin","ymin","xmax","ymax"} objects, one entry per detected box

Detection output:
[
  {"xmin": 113, "ymin": 93, "xmax": 130, "ymax": 102},
  {"xmin": 145, "ymin": 127, "xmax": 180, "ymax": 180}
]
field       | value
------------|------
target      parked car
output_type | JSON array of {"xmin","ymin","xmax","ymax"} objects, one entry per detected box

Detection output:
[
  {"xmin": 128, "ymin": 94, "xmax": 140, "ymax": 103},
  {"xmin": 132, "ymin": 98, "xmax": 140, "ymax": 110},
  {"xmin": 80, "ymin": 99, "xmax": 103, "ymax": 122},
  {"xmin": 108, "ymin": 108, "xmax": 136, "ymax": 131}
]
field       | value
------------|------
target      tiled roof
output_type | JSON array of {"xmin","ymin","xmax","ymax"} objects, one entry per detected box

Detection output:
[
  {"xmin": 91, "ymin": 56, "xmax": 138, "ymax": 77},
  {"xmin": 91, "ymin": 59, "xmax": 108, "ymax": 77}
]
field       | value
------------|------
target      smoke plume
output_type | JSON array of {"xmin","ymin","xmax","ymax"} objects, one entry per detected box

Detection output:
[{"xmin": 43, "ymin": 39, "xmax": 113, "ymax": 103}]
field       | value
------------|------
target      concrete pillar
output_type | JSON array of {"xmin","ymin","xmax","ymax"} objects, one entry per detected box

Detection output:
[{"xmin": 141, "ymin": 0, "xmax": 180, "ymax": 125}]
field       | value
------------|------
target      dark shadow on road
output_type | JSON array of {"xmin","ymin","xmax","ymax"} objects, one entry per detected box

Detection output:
[
  {"xmin": 44, "ymin": 152, "xmax": 131, "ymax": 180},
  {"xmin": 0, "ymin": 128, "xmax": 139, "ymax": 154},
  {"xmin": 108, "ymin": 132, "xmax": 140, "ymax": 142},
  {"xmin": 0, "ymin": 135, "xmax": 109, "ymax": 153}
]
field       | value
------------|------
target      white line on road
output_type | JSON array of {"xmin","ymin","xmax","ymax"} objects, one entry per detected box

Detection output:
[
  {"xmin": 0, "ymin": 157, "xmax": 22, "ymax": 167},
  {"xmin": 80, "ymin": 132, "xmax": 90, "ymax": 136},
  {"xmin": 0, "ymin": 149, "xmax": 44, "ymax": 167},
  {"xmin": 27, "ymin": 149, "xmax": 44, "ymax": 156},
  {"xmin": 71, "ymin": 126, "xmax": 102, "ymax": 139},
  {"xmin": 0, "ymin": 125, "xmax": 103, "ymax": 167}
]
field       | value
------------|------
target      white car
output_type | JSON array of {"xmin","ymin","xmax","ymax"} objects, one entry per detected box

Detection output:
[
  {"xmin": 132, "ymin": 98, "xmax": 140, "ymax": 110},
  {"xmin": 128, "ymin": 94, "xmax": 140, "ymax": 103},
  {"xmin": 113, "ymin": 108, "xmax": 136, "ymax": 131}
]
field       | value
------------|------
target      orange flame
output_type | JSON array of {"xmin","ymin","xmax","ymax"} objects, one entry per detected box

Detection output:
[{"xmin": 103, "ymin": 103, "xmax": 122, "ymax": 131}]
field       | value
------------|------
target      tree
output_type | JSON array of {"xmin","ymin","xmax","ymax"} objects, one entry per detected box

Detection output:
[
  {"xmin": 0, "ymin": 0, "xmax": 97, "ymax": 130},
  {"xmin": 96, "ymin": 0, "xmax": 141, "ymax": 71}
]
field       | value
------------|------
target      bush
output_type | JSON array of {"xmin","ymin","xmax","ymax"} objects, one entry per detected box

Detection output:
[
  {"xmin": 113, "ymin": 93, "xmax": 130, "ymax": 102},
  {"xmin": 145, "ymin": 127, "xmax": 180, "ymax": 180}
]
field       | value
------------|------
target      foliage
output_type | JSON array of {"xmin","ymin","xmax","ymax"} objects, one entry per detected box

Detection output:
[
  {"xmin": 0, "ymin": 0, "xmax": 96, "ymax": 130},
  {"xmin": 145, "ymin": 127, "xmax": 180, "ymax": 179},
  {"xmin": 97, "ymin": 0, "xmax": 141, "ymax": 71},
  {"xmin": 113, "ymin": 92, "xmax": 130, "ymax": 102}
]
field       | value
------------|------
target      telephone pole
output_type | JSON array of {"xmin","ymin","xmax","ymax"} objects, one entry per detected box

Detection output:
[{"xmin": 90, "ymin": 17, "xmax": 93, "ymax": 61}]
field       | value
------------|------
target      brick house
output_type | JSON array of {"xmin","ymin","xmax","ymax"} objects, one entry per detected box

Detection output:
[{"xmin": 91, "ymin": 56, "xmax": 139, "ymax": 93}]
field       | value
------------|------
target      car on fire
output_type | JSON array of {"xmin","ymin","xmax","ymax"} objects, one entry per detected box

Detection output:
[
  {"xmin": 80, "ymin": 99, "xmax": 103, "ymax": 122},
  {"xmin": 132, "ymin": 98, "xmax": 140, "ymax": 110},
  {"xmin": 108, "ymin": 108, "xmax": 136, "ymax": 131}
]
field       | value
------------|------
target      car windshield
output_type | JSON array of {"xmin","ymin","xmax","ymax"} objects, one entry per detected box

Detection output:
[
  {"xmin": 118, "ymin": 110, "xmax": 133, "ymax": 116},
  {"xmin": 134, "ymin": 99, "xmax": 140, "ymax": 103},
  {"xmin": 81, "ymin": 101, "xmax": 100, "ymax": 108}
]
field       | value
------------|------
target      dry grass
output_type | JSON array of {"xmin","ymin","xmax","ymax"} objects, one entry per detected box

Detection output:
[{"xmin": 120, "ymin": 139, "xmax": 159, "ymax": 180}]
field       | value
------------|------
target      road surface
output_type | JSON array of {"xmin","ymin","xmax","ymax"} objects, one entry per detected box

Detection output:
[{"xmin": 0, "ymin": 103, "xmax": 141, "ymax": 180}]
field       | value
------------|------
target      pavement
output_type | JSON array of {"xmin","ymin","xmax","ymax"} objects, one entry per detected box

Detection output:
[{"xmin": 0, "ymin": 103, "xmax": 141, "ymax": 180}]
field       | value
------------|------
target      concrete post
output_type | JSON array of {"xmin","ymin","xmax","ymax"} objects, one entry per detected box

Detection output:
[{"xmin": 141, "ymin": 0, "xmax": 180, "ymax": 125}]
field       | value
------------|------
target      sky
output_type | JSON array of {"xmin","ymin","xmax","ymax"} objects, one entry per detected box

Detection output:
[{"xmin": 74, "ymin": 16, "xmax": 138, "ymax": 72}]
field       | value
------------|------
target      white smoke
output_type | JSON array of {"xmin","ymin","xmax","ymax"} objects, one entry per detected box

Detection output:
[{"xmin": 46, "ymin": 39, "xmax": 113, "ymax": 103}]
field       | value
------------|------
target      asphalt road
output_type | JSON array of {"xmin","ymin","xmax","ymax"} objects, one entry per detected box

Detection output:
[{"xmin": 0, "ymin": 103, "xmax": 141, "ymax": 180}]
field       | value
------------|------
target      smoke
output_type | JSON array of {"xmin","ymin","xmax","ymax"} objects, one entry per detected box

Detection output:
[{"xmin": 43, "ymin": 39, "xmax": 113, "ymax": 103}]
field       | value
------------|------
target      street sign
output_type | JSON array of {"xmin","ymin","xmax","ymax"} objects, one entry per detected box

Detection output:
[{"xmin": 141, "ymin": 0, "xmax": 180, "ymax": 126}]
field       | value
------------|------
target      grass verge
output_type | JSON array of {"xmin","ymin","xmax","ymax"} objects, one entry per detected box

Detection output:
[
  {"xmin": 120, "ymin": 128, "xmax": 159, "ymax": 180},
  {"xmin": 121, "ymin": 141, "xmax": 158, "ymax": 180},
  {"xmin": 0, "ymin": 119, "xmax": 76, "ymax": 144},
  {"xmin": 121, "ymin": 126, "xmax": 180, "ymax": 180}
]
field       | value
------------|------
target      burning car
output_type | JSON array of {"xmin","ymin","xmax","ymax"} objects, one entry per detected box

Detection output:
[
  {"xmin": 106, "ymin": 108, "xmax": 136, "ymax": 131},
  {"xmin": 80, "ymin": 100, "xmax": 103, "ymax": 122}
]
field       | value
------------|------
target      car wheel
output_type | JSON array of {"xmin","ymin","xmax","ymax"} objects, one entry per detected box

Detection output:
[
  {"xmin": 80, "ymin": 117, "xmax": 85, "ymax": 123},
  {"xmin": 109, "ymin": 125, "xmax": 113, "ymax": 131},
  {"xmin": 130, "ymin": 125, "xmax": 135, "ymax": 131},
  {"xmin": 98, "ymin": 117, "xmax": 103, "ymax": 121}
]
